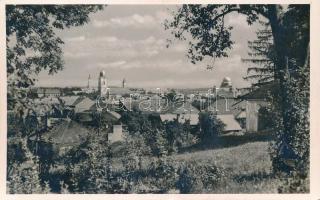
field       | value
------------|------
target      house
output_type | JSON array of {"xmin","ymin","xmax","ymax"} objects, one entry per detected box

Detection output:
[
  {"xmin": 29, "ymin": 120, "xmax": 91, "ymax": 156},
  {"xmin": 235, "ymin": 109, "xmax": 246, "ymax": 129},
  {"xmin": 216, "ymin": 114, "xmax": 242, "ymax": 134},
  {"xmin": 236, "ymin": 82, "xmax": 274, "ymax": 132},
  {"xmin": 159, "ymin": 101, "xmax": 200, "ymax": 127},
  {"xmin": 71, "ymin": 96, "xmax": 125, "ymax": 143},
  {"xmin": 160, "ymin": 113, "xmax": 199, "ymax": 126},
  {"xmin": 36, "ymin": 87, "xmax": 62, "ymax": 97},
  {"xmin": 109, "ymin": 124, "xmax": 124, "ymax": 143},
  {"xmin": 73, "ymin": 97, "xmax": 96, "ymax": 113},
  {"xmin": 60, "ymin": 96, "xmax": 80, "ymax": 107}
]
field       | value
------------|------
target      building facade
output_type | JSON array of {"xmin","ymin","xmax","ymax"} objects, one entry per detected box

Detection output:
[{"xmin": 98, "ymin": 70, "xmax": 108, "ymax": 97}]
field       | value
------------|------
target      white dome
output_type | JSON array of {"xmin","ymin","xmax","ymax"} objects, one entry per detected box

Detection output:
[
  {"xmin": 223, "ymin": 77, "xmax": 231, "ymax": 82},
  {"xmin": 221, "ymin": 77, "xmax": 232, "ymax": 87}
]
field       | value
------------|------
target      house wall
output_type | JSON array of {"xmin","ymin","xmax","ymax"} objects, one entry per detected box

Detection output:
[
  {"xmin": 246, "ymin": 101, "xmax": 259, "ymax": 132},
  {"xmin": 109, "ymin": 125, "xmax": 124, "ymax": 143},
  {"xmin": 245, "ymin": 100, "xmax": 269, "ymax": 132}
]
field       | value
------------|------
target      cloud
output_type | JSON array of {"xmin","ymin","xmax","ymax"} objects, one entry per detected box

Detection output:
[
  {"xmin": 92, "ymin": 10, "xmax": 171, "ymax": 29},
  {"xmin": 214, "ymin": 54, "xmax": 243, "ymax": 72},
  {"xmin": 63, "ymin": 35, "xmax": 167, "ymax": 59},
  {"xmin": 96, "ymin": 59, "xmax": 200, "ymax": 74},
  {"xmin": 98, "ymin": 36, "xmax": 119, "ymax": 42},
  {"xmin": 65, "ymin": 36, "xmax": 86, "ymax": 42},
  {"xmin": 226, "ymin": 14, "xmax": 248, "ymax": 27},
  {"xmin": 98, "ymin": 60, "xmax": 127, "ymax": 68},
  {"xmin": 93, "ymin": 14, "xmax": 156, "ymax": 28},
  {"xmin": 155, "ymin": 10, "xmax": 173, "ymax": 22},
  {"xmin": 64, "ymin": 52, "xmax": 92, "ymax": 59}
]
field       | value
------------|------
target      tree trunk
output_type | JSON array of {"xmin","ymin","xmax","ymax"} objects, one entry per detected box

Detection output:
[{"xmin": 267, "ymin": 5, "xmax": 293, "ymax": 160}]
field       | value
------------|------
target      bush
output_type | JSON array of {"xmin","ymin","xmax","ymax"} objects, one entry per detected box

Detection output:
[
  {"xmin": 148, "ymin": 157, "xmax": 177, "ymax": 192},
  {"xmin": 278, "ymin": 172, "xmax": 309, "ymax": 193},
  {"xmin": 176, "ymin": 160, "xmax": 225, "ymax": 193},
  {"xmin": 164, "ymin": 120, "xmax": 195, "ymax": 154},
  {"xmin": 198, "ymin": 112, "xmax": 225, "ymax": 145}
]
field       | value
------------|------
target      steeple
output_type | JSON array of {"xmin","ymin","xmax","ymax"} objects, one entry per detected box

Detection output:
[
  {"xmin": 122, "ymin": 78, "xmax": 126, "ymax": 88},
  {"xmin": 87, "ymin": 74, "xmax": 91, "ymax": 88},
  {"xmin": 98, "ymin": 70, "xmax": 108, "ymax": 97}
]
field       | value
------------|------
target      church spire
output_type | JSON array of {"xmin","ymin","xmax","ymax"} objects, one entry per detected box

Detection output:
[
  {"xmin": 98, "ymin": 70, "xmax": 108, "ymax": 97},
  {"xmin": 87, "ymin": 74, "xmax": 91, "ymax": 88}
]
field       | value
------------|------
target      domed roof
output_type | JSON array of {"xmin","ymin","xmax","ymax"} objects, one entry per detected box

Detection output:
[
  {"xmin": 100, "ymin": 70, "xmax": 105, "ymax": 77},
  {"xmin": 221, "ymin": 77, "xmax": 232, "ymax": 87},
  {"xmin": 223, "ymin": 77, "xmax": 231, "ymax": 82}
]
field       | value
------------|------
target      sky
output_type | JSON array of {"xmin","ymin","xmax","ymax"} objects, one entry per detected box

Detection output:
[{"xmin": 36, "ymin": 5, "xmax": 261, "ymax": 89}]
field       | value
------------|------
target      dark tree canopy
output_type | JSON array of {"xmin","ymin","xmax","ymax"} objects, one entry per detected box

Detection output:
[
  {"xmin": 165, "ymin": 4, "xmax": 310, "ymax": 178},
  {"xmin": 165, "ymin": 4, "xmax": 309, "ymax": 73},
  {"xmin": 6, "ymin": 5, "xmax": 103, "ymax": 110},
  {"xmin": 164, "ymin": 5, "xmax": 272, "ymax": 66}
]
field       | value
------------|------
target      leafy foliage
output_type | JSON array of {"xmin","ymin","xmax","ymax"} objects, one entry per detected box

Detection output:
[
  {"xmin": 198, "ymin": 112, "xmax": 225, "ymax": 144},
  {"xmin": 7, "ymin": 5, "xmax": 103, "ymax": 113},
  {"xmin": 6, "ymin": 5, "xmax": 104, "ymax": 194},
  {"xmin": 164, "ymin": 5, "xmax": 270, "ymax": 68},
  {"xmin": 7, "ymin": 139, "xmax": 46, "ymax": 194},
  {"xmin": 176, "ymin": 160, "xmax": 225, "ymax": 193},
  {"xmin": 166, "ymin": 4, "xmax": 310, "ymax": 192},
  {"xmin": 164, "ymin": 119, "xmax": 195, "ymax": 153}
]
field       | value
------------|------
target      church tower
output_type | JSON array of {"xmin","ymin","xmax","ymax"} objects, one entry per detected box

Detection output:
[
  {"xmin": 87, "ymin": 74, "xmax": 91, "ymax": 88},
  {"xmin": 122, "ymin": 78, "xmax": 126, "ymax": 88},
  {"xmin": 98, "ymin": 70, "xmax": 108, "ymax": 97}
]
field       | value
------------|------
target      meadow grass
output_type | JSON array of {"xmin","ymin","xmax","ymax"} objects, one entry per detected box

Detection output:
[
  {"xmin": 110, "ymin": 138, "xmax": 281, "ymax": 193},
  {"xmin": 172, "ymin": 141, "xmax": 280, "ymax": 193}
]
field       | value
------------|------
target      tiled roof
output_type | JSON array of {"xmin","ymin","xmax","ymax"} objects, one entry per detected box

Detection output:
[
  {"xmin": 160, "ymin": 113, "xmax": 199, "ymax": 125},
  {"xmin": 238, "ymin": 82, "xmax": 276, "ymax": 100},
  {"xmin": 38, "ymin": 120, "xmax": 90, "ymax": 145},
  {"xmin": 160, "ymin": 114, "xmax": 176, "ymax": 122},
  {"xmin": 73, "ymin": 97, "xmax": 95, "ymax": 113},
  {"xmin": 60, "ymin": 96, "xmax": 80, "ymax": 106},
  {"xmin": 120, "ymin": 98, "xmax": 199, "ymax": 114},
  {"xmin": 37, "ymin": 88, "xmax": 61, "ymax": 94},
  {"xmin": 235, "ymin": 110, "xmax": 246, "ymax": 119},
  {"xmin": 206, "ymin": 98, "xmax": 247, "ymax": 116},
  {"xmin": 217, "ymin": 114, "xmax": 242, "ymax": 131},
  {"xmin": 38, "ymin": 97, "xmax": 60, "ymax": 105},
  {"xmin": 109, "ymin": 88, "xmax": 132, "ymax": 95}
]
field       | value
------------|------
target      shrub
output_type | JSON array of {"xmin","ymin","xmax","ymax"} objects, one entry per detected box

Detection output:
[
  {"xmin": 176, "ymin": 160, "xmax": 225, "ymax": 193},
  {"xmin": 198, "ymin": 112, "xmax": 225, "ymax": 145},
  {"xmin": 164, "ymin": 120, "xmax": 195, "ymax": 154},
  {"xmin": 278, "ymin": 172, "xmax": 309, "ymax": 193},
  {"xmin": 148, "ymin": 157, "xmax": 177, "ymax": 192}
]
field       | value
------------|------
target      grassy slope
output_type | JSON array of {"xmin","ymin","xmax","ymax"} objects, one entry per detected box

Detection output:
[
  {"xmin": 110, "ymin": 131, "xmax": 280, "ymax": 193},
  {"xmin": 173, "ymin": 141, "xmax": 281, "ymax": 193}
]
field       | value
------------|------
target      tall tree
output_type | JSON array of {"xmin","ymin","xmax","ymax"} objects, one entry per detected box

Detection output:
[
  {"xmin": 165, "ymin": 4, "xmax": 309, "ymax": 175},
  {"xmin": 6, "ymin": 5, "xmax": 104, "ymax": 193},
  {"xmin": 7, "ymin": 5, "xmax": 103, "ymax": 112}
]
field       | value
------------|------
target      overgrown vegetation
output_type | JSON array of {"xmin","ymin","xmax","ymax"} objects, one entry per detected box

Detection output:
[{"xmin": 165, "ymin": 4, "xmax": 310, "ymax": 192}]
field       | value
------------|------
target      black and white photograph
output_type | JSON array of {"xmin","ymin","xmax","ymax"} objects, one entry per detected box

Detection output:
[{"xmin": 2, "ymin": 1, "xmax": 316, "ymax": 197}]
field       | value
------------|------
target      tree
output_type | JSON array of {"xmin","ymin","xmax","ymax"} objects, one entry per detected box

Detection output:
[
  {"xmin": 7, "ymin": 139, "xmax": 44, "ymax": 194},
  {"xmin": 198, "ymin": 112, "xmax": 225, "ymax": 145},
  {"xmin": 6, "ymin": 5, "xmax": 104, "ymax": 193},
  {"xmin": 164, "ymin": 119, "xmax": 194, "ymax": 153},
  {"xmin": 243, "ymin": 27, "xmax": 275, "ymax": 86},
  {"xmin": 165, "ymin": 89, "xmax": 177, "ymax": 102},
  {"xmin": 164, "ymin": 119, "xmax": 183, "ymax": 153},
  {"xmin": 165, "ymin": 4, "xmax": 309, "ymax": 175},
  {"xmin": 69, "ymin": 130, "xmax": 113, "ymax": 193},
  {"xmin": 7, "ymin": 5, "xmax": 103, "ymax": 112},
  {"xmin": 121, "ymin": 111, "xmax": 167, "ymax": 157}
]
